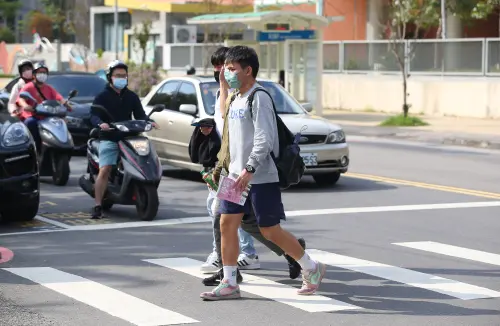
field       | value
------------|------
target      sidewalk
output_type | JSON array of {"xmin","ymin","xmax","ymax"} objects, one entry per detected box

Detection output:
[{"xmin": 321, "ymin": 109, "xmax": 500, "ymax": 150}]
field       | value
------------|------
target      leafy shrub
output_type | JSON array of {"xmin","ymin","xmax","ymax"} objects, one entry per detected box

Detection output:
[{"xmin": 126, "ymin": 62, "xmax": 164, "ymax": 97}]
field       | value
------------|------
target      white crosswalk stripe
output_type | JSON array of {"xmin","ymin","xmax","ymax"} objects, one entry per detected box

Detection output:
[
  {"xmin": 143, "ymin": 257, "xmax": 362, "ymax": 313},
  {"xmin": 2, "ymin": 244, "xmax": 500, "ymax": 325},
  {"xmin": 393, "ymin": 241, "xmax": 500, "ymax": 267},
  {"xmin": 306, "ymin": 249, "xmax": 500, "ymax": 300},
  {"xmin": 2, "ymin": 267, "xmax": 199, "ymax": 326}
]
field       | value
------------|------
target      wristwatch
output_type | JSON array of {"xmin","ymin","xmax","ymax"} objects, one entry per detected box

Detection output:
[{"xmin": 245, "ymin": 164, "xmax": 256, "ymax": 173}]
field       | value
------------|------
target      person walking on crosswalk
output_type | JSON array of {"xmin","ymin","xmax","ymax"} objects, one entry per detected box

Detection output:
[{"xmin": 200, "ymin": 46, "xmax": 326, "ymax": 301}]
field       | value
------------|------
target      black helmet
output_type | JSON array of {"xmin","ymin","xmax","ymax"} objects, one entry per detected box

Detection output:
[
  {"xmin": 18, "ymin": 59, "xmax": 33, "ymax": 75},
  {"xmin": 185, "ymin": 65, "xmax": 196, "ymax": 75},
  {"xmin": 106, "ymin": 60, "xmax": 128, "ymax": 81},
  {"xmin": 33, "ymin": 62, "xmax": 49, "ymax": 74}
]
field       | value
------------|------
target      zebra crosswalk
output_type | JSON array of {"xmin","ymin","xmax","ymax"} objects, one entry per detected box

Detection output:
[{"xmin": 2, "ymin": 241, "xmax": 499, "ymax": 325}]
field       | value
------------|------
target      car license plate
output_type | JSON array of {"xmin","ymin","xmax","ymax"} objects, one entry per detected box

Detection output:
[{"xmin": 300, "ymin": 153, "xmax": 318, "ymax": 166}]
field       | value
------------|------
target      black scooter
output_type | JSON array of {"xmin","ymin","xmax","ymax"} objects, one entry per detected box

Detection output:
[
  {"xmin": 78, "ymin": 104, "xmax": 164, "ymax": 221},
  {"xmin": 19, "ymin": 89, "xmax": 77, "ymax": 186}
]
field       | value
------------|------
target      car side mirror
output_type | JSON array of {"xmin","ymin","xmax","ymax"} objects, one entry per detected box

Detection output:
[
  {"xmin": 179, "ymin": 104, "xmax": 197, "ymax": 115},
  {"xmin": 301, "ymin": 102, "xmax": 313, "ymax": 112}
]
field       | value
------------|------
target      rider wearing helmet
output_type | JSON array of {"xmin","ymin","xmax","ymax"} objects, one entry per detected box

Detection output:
[
  {"xmin": 89, "ymin": 60, "xmax": 158, "ymax": 219},
  {"xmin": 186, "ymin": 64, "xmax": 196, "ymax": 75},
  {"xmin": 8, "ymin": 59, "xmax": 34, "ymax": 115},
  {"xmin": 17, "ymin": 62, "xmax": 70, "ymax": 151}
]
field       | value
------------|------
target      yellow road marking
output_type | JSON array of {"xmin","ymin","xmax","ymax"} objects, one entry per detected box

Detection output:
[{"xmin": 345, "ymin": 172, "xmax": 500, "ymax": 200}]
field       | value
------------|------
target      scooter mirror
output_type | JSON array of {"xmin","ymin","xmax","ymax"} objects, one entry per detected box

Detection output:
[
  {"xmin": 152, "ymin": 104, "xmax": 165, "ymax": 113},
  {"xmin": 68, "ymin": 89, "xmax": 78, "ymax": 99},
  {"xmin": 19, "ymin": 91, "xmax": 36, "ymax": 102}
]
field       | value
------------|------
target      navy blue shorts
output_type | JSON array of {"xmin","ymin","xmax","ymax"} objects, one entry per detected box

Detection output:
[{"xmin": 219, "ymin": 182, "xmax": 286, "ymax": 227}]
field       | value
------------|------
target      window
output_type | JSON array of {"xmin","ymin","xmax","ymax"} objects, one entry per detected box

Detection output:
[
  {"xmin": 173, "ymin": 82, "xmax": 198, "ymax": 112},
  {"xmin": 102, "ymin": 13, "xmax": 130, "ymax": 52},
  {"xmin": 147, "ymin": 81, "xmax": 180, "ymax": 109}
]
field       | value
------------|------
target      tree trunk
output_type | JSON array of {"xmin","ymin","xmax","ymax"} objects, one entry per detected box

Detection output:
[
  {"xmin": 402, "ymin": 74, "xmax": 409, "ymax": 118},
  {"xmin": 141, "ymin": 47, "xmax": 146, "ymax": 65}
]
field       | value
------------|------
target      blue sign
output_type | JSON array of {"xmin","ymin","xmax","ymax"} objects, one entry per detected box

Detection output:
[{"xmin": 257, "ymin": 30, "xmax": 315, "ymax": 42}]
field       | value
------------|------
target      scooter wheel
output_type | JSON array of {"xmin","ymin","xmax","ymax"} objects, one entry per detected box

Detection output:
[
  {"xmin": 53, "ymin": 154, "xmax": 70, "ymax": 186},
  {"xmin": 134, "ymin": 184, "xmax": 159, "ymax": 221}
]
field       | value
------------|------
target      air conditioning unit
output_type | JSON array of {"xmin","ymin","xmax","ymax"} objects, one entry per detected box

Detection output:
[{"xmin": 172, "ymin": 25, "xmax": 197, "ymax": 43}]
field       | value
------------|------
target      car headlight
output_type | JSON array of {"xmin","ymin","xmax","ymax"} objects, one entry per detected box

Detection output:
[
  {"xmin": 326, "ymin": 130, "xmax": 346, "ymax": 143},
  {"xmin": 66, "ymin": 116, "xmax": 84, "ymax": 127},
  {"xmin": 127, "ymin": 139, "xmax": 150, "ymax": 156},
  {"xmin": 1, "ymin": 122, "xmax": 30, "ymax": 147},
  {"xmin": 116, "ymin": 124, "xmax": 130, "ymax": 132}
]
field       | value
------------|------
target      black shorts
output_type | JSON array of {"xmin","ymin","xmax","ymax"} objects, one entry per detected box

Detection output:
[{"xmin": 219, "ymin": 182, "xmax": 286, "ymax": 227}]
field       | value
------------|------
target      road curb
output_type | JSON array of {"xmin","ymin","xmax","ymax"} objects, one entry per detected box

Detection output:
[{"xmin": 342, "ymin": 125, "xmax": 500, "ymax": 150}]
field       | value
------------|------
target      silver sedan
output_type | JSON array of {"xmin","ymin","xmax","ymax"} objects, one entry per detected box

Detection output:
[{"xmin": 142, "ymin": 76, "xmax": 349, "ymax": 186}]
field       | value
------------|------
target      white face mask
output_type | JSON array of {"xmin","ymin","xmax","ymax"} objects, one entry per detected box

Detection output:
[{"xmin": 36, "ymin": 73, "xmax": 48, "ymax": 83}]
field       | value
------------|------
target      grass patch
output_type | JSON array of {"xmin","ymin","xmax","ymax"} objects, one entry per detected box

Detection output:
[{"xmin": 379, "ymin": 114, "xmax": 429, "ymax": 127}]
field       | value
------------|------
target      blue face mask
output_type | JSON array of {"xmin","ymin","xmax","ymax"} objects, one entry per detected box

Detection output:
[
  {"xmin": 112, "ymin": 78, "xmax": 127, "ymax": 89},
  {"xmin": 224, "ymin": 70, "xmax": 241, "ymax": 89}
]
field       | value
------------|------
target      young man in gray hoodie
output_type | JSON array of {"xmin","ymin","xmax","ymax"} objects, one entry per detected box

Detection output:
[{"xmin": 200, "ymin": 46, "xmax": 326, "ymax": 301}]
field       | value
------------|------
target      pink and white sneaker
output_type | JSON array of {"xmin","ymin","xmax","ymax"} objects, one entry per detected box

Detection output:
[
  {"xmin": 297, "ymin": 262, "xmax": 326, "ymax": 295},
  {"xmin": 200, "ymin": 279, "xmax": 241, "ymax": 301}
]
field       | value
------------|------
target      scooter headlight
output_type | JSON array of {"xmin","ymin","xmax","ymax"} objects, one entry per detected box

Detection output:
[
  {"xmin": 144, "ymin": 123, "xmax": 153, "ymax": 132},
  {"xmin": 116, "ymin": 124, "xmax": 129, "ymax": 132},
  {"xmin": 2, "ymin": 122, "xmax": 30, "ymax": 147},
  {"xmin": 127, "ymin": 139, "xmax": 150, "ymax": 156}
]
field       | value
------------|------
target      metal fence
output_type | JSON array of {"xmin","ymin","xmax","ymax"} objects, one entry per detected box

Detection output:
[{"xmin": 161, "ymin": 38, "xmax": 500, "ymax": 76}]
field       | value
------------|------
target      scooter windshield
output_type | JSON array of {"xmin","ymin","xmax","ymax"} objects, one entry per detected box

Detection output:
[{"xmin": 38, "ymin": 100, "xmax": 66, "ymax": 115}]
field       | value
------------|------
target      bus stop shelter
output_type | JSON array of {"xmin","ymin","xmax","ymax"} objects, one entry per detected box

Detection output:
[{"xmin": 187, "ymin": 11, "xmax": 328, "ymax": 115}]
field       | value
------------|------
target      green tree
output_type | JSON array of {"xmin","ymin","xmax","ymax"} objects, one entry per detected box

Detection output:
[
  {"xmin": 132, "ymin": 19, "xmax": 153, "ymax": 65},
  {"xmin": 0, "ymin": 26, "xmax": 15, "ymax": 43},
  {"xmin": 386, "ymin": 0, "xmax": 440, "ymax": 117},
  {"xmin": 0, "ymin": 0, "xmax": 21, "ymax": 27}
]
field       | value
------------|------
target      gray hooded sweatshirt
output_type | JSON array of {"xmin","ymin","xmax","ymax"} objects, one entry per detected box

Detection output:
[{"xmin": 227, "ymin": 83, "xmax": 280, "ymax": 185}]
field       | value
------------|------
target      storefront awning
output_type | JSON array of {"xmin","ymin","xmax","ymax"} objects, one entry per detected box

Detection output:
[{"xmin": 187, "ymin": 10, "xmax": 329, "ymax": 29}]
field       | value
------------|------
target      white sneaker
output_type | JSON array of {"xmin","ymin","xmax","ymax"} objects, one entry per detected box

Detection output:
[
  {"xmin": 237, "ymin": 254, "xmax": 260, "ymax": 270},
  {"xmin": 200, "ymin": 252, "xmax": 221, "ymax": 274}
]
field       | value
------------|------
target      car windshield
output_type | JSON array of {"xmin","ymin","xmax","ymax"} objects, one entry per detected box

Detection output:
[
  {"xmin": 199, "ymin": 80, "xmax": 306, "ymax": 116},
  {"xmin": 47, "ymin": 75, "xmax": 107, "ymax": 98}
]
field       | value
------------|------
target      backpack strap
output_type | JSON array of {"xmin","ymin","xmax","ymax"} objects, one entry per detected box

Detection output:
[
  {"xmin": 245, "ymin": 87, "xmax": 280, "ymax": 161},
  {"xmin": 32, "ymin": 81, "xmax": 47, "ymax": 101}
]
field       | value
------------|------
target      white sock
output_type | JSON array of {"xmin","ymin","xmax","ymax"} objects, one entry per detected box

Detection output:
[
  {"xmin": 222, "ymin": 266, "xmax": 238, "ymax": 286},
  {"xmin": 297, "ymin": 253, "xmax": 317, "ymax": 274}
]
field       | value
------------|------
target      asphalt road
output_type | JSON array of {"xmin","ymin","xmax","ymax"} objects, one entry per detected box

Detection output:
[{"xmin": 1, "ymin": 136, "xmax": 499, "ymax": 326}]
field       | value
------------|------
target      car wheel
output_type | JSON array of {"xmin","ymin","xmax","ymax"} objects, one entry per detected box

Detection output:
[
  {"xmin": 313, "ymin": 172, "xmax": 341, "ymax": 187},
  {"xmin": 1, "ymin": 195, "xmax": 39, "ymax": 222}
]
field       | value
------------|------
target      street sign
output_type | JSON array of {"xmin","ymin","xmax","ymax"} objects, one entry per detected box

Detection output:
[{"xmin": 257, "ymin": 30, "xmax": 315, "ymax": 42}]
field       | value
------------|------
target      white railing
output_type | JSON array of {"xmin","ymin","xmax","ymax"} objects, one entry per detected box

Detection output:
[{"xmin": 160, "ymin": 38, "xmax": 500, "ymax": 76}]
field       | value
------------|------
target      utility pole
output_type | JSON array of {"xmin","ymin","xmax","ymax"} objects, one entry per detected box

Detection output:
[
  {"xmin": 56, "ymin": 0, "xmax": 64, "ymax": 71},
  {"xmin": 441, "ymin": 0, "xmax": 446, "ymax": 38},
  {"xmin": 114, "ymin": 0, "xmax": 119, "ymax": 59}
]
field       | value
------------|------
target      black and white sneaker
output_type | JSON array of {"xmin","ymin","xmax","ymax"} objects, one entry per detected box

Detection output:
[
  {"xmin": 91, "ymin": 205, "xmax": 103, "ymax": 219},
  {"xmin": 200, "ymin": 252, "xmax": 221, "ymax": 274},
  {"xmin": 202, "ymin": 268, "xmax": 243, "ymax": 286},
  {"xmin": 285, "ymin": 238, "xmax": 306, "ymax": 279}
]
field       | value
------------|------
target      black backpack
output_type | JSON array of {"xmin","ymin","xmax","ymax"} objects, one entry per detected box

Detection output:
[{"xmin": 229, "ymin": 87, "xmax": 305, "ymax": 189}]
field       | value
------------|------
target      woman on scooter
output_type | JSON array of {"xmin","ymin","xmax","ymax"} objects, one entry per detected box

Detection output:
[
  {"xmin": 8, "ymin": 59, "xmax": 34, "ymax": 116},
  {"xmin": 16, "ymin": 62, "xmax": 71, "ymax": 151}
]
